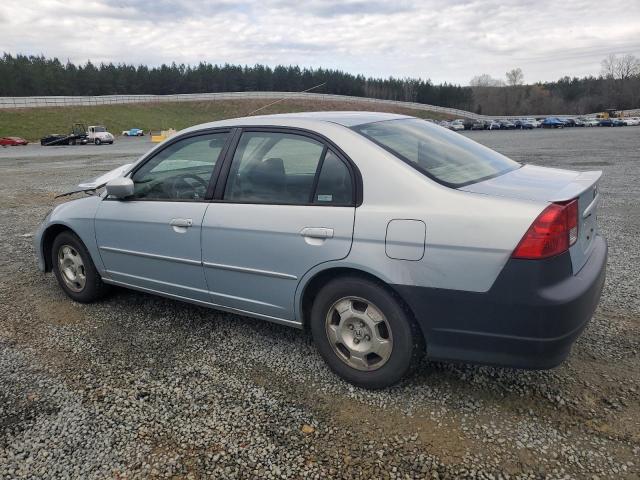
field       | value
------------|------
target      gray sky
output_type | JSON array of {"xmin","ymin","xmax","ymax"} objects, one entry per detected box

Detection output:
[{"xmin": 1, "ymin": 0, "xmax": 639, "ymax": 85}]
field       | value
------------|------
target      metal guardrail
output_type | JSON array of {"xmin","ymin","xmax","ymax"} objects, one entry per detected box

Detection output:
[
  {"xmin": 0, "ymin": 92, "xmax": 485, "ymax": 119},
  {"xmin": 0, "ymin": 92, "xmax": 638, "ymax": 120}
]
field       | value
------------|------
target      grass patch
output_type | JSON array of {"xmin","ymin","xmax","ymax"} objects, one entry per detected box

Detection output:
[{"xmin": 0, "ymin": 98, "xmax": 453, "ymax": 141}]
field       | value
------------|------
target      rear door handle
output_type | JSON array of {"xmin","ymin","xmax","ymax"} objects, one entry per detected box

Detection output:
[
  {"xmin": 301, "ymin": 227, "xmax": 334, "ymax": 239},
  {"xmin": 170, "ymin": 218, "xmax": 193, "ymax": 228}
]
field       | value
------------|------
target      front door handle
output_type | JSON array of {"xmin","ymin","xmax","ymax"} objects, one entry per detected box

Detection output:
[
  {"xmin": 170, "ymin": 218, "xmax": 193, "ymax": 233},
  {"xmin": 170, "ymin": 218, "xmax": 193, "ymax": 228},
  {"xmin": 301, "ymin": 227, "xmax": 334, "ymax": 239}
]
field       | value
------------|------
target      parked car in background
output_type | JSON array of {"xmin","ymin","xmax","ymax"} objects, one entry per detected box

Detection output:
[
  {"xmin": 598, "ymin": 119, "xmax": 615, "ymax": 127},
  {"xmin": 514, "ymin": 119, "xmax": 534, "ymax": 130},
  {"xmin": 488, "ymin": 120, "xmax": 501, "ymax": 130},
  {"xmin": 542, "ymin": 117, "xmax": 565, "ymax": 128},
  {"xmin": 471, "ymin": 120, "xmax": 487, "ymax": 130},
  {"xmin": 624, "ymin": 117, "xmax": 640, "ymax": 126},
  {"xmin": 562, "ymin": 118, "xmax": 577, "ymax": 127},
  {"xmin": 523, "ymin": 118, "xmax": 540, "ymax": 128},
  {"xmin": 122, "ymin": 128, "xmax": 145, "ymax": 136},
  {"xmin": 462, "ymin": 119, "xmax": 475, "ymax": 130},
  {"xmin": 87, "ymin": 125, "xmax": 115, "ymax": 145},
  {"xmin": 573, "ymin": 118, "xmax": 586, "ymax": 127},
  {"xmin": 449, "ymin": 120, "xmax": 465, "ymax": 131},
  {"xmin": 612, "ymin": 118, "xmax": 626, "ymax": 127},
  {"xmin": 583, "ymin": 118, "xmax": 599, "ymax": 127},
  {"xmin": 0, "ymin": 136, "xmax": 28, "ymax": 146},
  {"xmin": 34, "ymin": 112, "xmax": 607, "ymax": 388},
  {"xmin": 499, "ymin": 120, "xmax": 516, "ymax": 130}
]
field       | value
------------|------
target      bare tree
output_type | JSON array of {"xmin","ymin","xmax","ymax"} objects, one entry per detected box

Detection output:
[
  {"xmin": 505, "ymin": 68, "xmax": 524, "ymax": 86},
  {"xmin": 601, "ymin": 53, "xmax": 617, "ymax": 79},
  {"xmin": 469, "ymin": 73, "xmax": 504, "ymax": 87},
  {"xmin": 616, "ymin": 54, "xmax": 640, "ymax": 79},
  {"xmin": 601, "ymin": 53, "xmax": 640, "ymax": 79}
]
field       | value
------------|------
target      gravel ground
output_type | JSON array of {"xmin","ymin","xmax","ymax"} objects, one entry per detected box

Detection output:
[{"xmin": 0, "ymin": 129, "xmax": 638, "ymax": 479}]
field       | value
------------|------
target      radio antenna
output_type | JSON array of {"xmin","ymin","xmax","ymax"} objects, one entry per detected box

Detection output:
[{"xmin": 245, "ymin": 82, "xmax": 327, "ymax": 117}]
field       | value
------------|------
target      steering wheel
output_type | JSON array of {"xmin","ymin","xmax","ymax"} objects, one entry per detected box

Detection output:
[{"xmin": 167, "ymin": 173, "xmax": 209, "ymax": 199}]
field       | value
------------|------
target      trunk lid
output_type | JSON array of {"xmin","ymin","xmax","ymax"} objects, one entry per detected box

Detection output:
[{"xmin": 461, "ymin": 164, "xmax": 602, "ymax": 273}]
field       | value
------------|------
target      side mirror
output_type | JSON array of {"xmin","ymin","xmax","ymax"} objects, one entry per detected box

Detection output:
[{"xmin": 105, "ymin": 177, "xmax": 134, "ymax": 199}]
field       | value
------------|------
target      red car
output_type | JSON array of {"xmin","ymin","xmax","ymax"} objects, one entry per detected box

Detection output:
[{"xmin": 0, "ymin": 136, "xmax": 28, "ymax": 146}]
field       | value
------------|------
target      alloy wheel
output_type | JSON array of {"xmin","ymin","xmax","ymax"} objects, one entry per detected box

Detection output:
[
  {"xmin": 57, "ymin": 245, "xmax": 86, "ymax": 292},
  {"xmin": 325, "ymin": 296, "xmax": 393, "ymax": 371}
]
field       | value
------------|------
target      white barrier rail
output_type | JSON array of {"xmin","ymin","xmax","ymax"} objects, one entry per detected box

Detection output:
[
  {"xmin": 0, "ymin": 92, "xmax": 485, "ymax": 119},
  {"xmin": 0, "ymin": 92, "xmax": 638, "ymax": 120}
]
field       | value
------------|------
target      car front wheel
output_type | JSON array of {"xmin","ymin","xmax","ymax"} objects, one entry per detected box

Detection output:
[
  {"xmin": 311, "ymin": 276, "xmax": 422, "ymax": 389},
  {"xmin": 52, "ymin": 231, "xmax": 109, "ymax": 303}
]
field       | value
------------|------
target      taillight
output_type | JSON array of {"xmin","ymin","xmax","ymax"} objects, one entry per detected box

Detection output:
[
  {"xmin": 512, "ymin": 199, "xmax": 579, "ymax": 259},
  {"xmin": 565, "ymin": 199, "xmax": 578, "ymax": 245}
]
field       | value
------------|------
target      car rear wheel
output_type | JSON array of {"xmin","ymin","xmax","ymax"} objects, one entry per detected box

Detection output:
[
  {"xmin": 95, "ymin": 138, "xmax": 102, "ymax": 145},
  {"xmin": 310, "ymin": 276, "xmax": 422, "ymax": 389},
  {"xmin": 52, "ymin": 231, "xmax": 109, "ymax": 303}
]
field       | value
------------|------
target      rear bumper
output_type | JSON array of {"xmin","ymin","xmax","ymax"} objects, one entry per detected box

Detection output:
[{"xmin": 394, "ymin": 235, "xmax": 607, "ymax": 369}]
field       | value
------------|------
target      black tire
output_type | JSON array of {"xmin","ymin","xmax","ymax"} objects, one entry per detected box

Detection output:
[
  {"xmin": 51, "ymin": 231, "xmax": 109, "ymax": 303},
  {"xmin": 95, "ymin": 138, "xmax": 102, "ymax": 145},
  {"xmin": 310, "ymin": 276, "xmax": 423, "ymax": 389}
]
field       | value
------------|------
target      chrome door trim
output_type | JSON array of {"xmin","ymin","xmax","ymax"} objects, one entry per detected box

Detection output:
[
  {"xmin": 101, "ymin": 246, "xmax": 298, "ymax": 280},
  {"xmin": 105, "ymin": 270, "xmax": 210, "ymax": 294},
  {"xmin": 209, "ymin": 290, "xmax": 285, "ymax": 310},
  {"xmin": 202, "ymin": 261, "xmax": 298, "ymax": 280},
  {"xmin": 99, "ymin": 246, "xmax": 201, "ymax": 266},
  {"xmin": 102, "ymin": 277, "xmax": 303, "ymax": 329}
]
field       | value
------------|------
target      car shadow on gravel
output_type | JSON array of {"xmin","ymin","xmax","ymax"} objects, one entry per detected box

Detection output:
[{"xmin": 86, "ymin": 286, "xmax": 619, "ymax": 421}]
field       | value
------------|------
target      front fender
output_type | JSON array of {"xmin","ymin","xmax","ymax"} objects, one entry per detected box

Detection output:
[{"xmin": 34, "ymin": 196, "xmax": 105, "ymax": 275}]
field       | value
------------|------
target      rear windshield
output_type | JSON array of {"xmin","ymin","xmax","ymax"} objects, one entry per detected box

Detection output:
[{"xmin": 353, "ymin": 118, "xmax": 520, "ymax": 187}]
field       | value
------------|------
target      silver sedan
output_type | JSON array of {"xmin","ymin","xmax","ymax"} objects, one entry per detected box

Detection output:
[{"xmin": 35, "ymin": 112, "xmax": 607, "ymax": 388}]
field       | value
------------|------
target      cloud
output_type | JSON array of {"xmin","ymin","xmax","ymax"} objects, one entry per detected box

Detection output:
[
  {"xmin": 0, "ymin": 0, "xmax": 639, "ymax": 84},
  {"xmin": 277, "ymin": 0, "xmax": 416, "ymax": 17}
]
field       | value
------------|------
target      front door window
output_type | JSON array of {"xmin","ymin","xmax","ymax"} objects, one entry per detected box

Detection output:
[{"xmin": 131, "ymin": 132, "xmax": 229, "ymax": 201}]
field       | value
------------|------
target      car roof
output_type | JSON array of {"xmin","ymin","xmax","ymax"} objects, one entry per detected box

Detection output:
[{"xmin": 182, "ymin": 111, "xmax": 413, "ymax": 132}]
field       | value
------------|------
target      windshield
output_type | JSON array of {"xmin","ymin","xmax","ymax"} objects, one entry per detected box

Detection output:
[{"xmin": 353, "ymin": 118, "xmax": 520, "ymax": 187}]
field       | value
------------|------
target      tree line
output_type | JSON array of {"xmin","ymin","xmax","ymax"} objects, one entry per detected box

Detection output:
[
  {"xmin": 1, "ymin": 53, "xmax": 638, "ymax": 115},
  {"xmin": 470, "ymin": 55, "xmax": 640, "ymax": 115},
  {"xmin": 0, "ymin": 53, "xmax": 472, "ymax": 110}
]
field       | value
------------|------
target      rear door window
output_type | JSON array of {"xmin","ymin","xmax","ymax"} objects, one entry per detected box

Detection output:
[
  {"xmin": 224, "ymin": 131, "xmax": 325, "ymax": 204},
  {"xmin": 313, "ymin": 151, "xmax": 353, "ymax": 205}
]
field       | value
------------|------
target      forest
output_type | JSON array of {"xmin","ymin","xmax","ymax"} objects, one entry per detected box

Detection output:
[{"xmin": 1, "ymin": 53, "xmax": 638, "ymax": 115}]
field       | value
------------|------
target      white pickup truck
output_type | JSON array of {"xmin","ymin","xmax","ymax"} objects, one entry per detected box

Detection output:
[{"xmin": 87, "ymin": 125, "xmax": 115, "ymax": 145}]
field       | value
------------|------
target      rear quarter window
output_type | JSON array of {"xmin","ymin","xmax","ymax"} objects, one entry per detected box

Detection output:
[{"xmin": 353, "ymin": 118, "xmax": 520, "ymax": 187}]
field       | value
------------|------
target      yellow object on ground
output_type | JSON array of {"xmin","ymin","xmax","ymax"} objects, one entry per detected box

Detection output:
[{"xmin": 151, "ymin": 128, "xmax": 177, "ymax": 143}]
